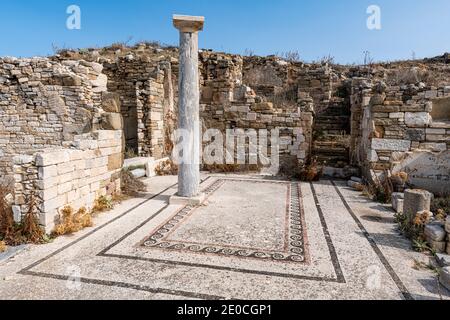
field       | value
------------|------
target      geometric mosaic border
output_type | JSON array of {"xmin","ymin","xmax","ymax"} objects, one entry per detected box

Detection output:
[{"xmin": 142, "ymin": 179, "xmax": 308, "ymax": 264}]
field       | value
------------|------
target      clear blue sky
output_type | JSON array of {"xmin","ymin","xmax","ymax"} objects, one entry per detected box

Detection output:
[{"xmin": 0, "ymin": 0, "xmax": 449, "ymax": 64}]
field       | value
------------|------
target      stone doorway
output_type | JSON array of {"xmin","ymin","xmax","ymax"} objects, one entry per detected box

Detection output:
[{"xmin": 312, "ymin": 92, "xmax": 352, "ymax": 170}]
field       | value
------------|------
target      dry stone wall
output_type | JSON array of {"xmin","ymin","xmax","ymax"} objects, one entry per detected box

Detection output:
[
  {"xmin": 0, "ymin": 57, "xmax": 109, "ymax": 179},
  {"xmin": 351, "ymin": 79, "xmax": 450, "ymax": 194}
]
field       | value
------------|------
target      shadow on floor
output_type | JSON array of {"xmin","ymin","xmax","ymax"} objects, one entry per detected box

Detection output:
[{"xmin": 416, "ymin": 278, "xmax": 450, "ymax": 299}]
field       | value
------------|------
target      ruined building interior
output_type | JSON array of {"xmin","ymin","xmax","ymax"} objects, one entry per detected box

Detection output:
[{"xmin": 0, "ymin": 44, "xmax": 449, "ymax": 231}]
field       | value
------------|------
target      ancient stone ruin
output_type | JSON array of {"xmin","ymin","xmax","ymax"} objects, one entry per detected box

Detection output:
[{"xmin": 0, "ymin": 40, "xmax": 449, "ymax": 233}]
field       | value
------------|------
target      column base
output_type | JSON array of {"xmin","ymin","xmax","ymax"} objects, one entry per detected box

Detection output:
[{"xmin": 169, "ymin": 193, "xmax": 206, "ymax": 206}]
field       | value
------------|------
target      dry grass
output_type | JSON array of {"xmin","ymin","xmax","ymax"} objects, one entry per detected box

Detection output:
[
  {"xmin": 155, "ymin": 159, "xmax": 179, "ymax": 176},
  {"xmin": 92, "ymin": 196, "xmax": 114, "ymax": 214},
  {"xmin": 0, "ymin": 240, "xmax": 6, "ymax": 253},
  {"xmin": 0, "ymin": 181, "xmax": 14, "ymax": 242},
  {"xmin": 296, "ymin": 158, "xmax": 323, "ymax": 182},
  {"xmin": 52, "ymin": 206, "xmax": 93, "ymax": 237},
  {"xmin": 20, "ymin": 194, "xmax": 45, "ymax": 244}
]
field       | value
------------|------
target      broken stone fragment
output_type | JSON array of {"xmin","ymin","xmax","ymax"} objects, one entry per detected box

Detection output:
[
  {"xmin": 424, "ymin": 223, "xmax": 446, "ymax": 242},
  {"xmin": 436, "ymin": 253, "xmax": 450, "ymax": 267},
  {"xmin": 351, "ymin": 176, "xmax": 363, "ymax": 183},
  {"xmin": 391, "ymin": 193, "xmax": 404, "ymax": 213},
  {"xmin": 403, "ymin": 189, "xmax": 433, "ymax": 222}
]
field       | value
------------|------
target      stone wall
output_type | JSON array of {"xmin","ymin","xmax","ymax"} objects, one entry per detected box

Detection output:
[
  {"xmin": 0, "ymin": 56, "xmax": 108, "ymax": 179},
  {"xmin": 12, "ymin": 130, "xmax": 123, "ymax": 233},
  {"xmin": 199, "ymin": 52, "xmax": 314, "ymax": 168},
  {"xmin": 103, "ymin": 54, "xmax": 177, "ymax": 159},
  {"xmin": 351, "ymin": 79, "xmax": 450, "ymax": 194}
]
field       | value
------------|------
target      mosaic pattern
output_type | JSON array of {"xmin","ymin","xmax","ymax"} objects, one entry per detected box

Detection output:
[{"xmin": 142, "ymin": 179, "xmax": 307, "ymax": 263}]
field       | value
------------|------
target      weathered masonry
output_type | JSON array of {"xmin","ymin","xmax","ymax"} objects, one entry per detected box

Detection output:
[{"xmin": 1, "ymin": 44, "xmax": 449, "ymax": 232}]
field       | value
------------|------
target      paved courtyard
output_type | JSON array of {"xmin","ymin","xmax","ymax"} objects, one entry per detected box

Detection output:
[{"xmin": 0, "ymin": 174, "xmax": 449, "ymax": 300}]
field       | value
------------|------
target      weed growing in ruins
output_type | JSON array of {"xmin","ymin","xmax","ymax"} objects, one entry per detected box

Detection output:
[
  {"xmin": 21, "ymin": 194, "xmax": 45, "ymax": 244},
  {"xmin": 1, "ymin": 183, "xmax": 46, "ymax": 246},
  {"xmin": 52, "ymin": 206, "xmax": 93, "ymax": 236},
  {"xmin": 125, "ymin": 147, "xmax": 138, "ymax": 159},
  {"xmin": 155, "ymin": 159, "xmax": 179, "ymax": 176},
  {"xmin": 0, "ymin": 181, "xmax": 14, "ymax": 242},
  {"xmin": 431, "ymin": 195, "xmax": 450, "ymax": 217},
  {"xmin": 92, "ymin": 196, "xmax": 114, "ymax": 214},
  {"xmin": 293, "ymin": 158, "xmax": 322, "ymax": 182},
  {"xmin": 395, "ymin": 210, "xmax": 433, "ymax": 253}
]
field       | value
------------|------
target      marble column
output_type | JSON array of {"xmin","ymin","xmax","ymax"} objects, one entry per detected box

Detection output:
[{"xmin": 173, "ymin": 15, "xmax": 204, "ymax": 198}]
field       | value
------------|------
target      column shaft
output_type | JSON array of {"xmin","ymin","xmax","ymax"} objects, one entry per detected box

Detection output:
[{"xmin": 178, "ymin": 32, "xmax": 200, "ymax": 197}]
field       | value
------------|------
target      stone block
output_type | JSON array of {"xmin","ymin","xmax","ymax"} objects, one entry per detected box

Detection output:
[
  {"xmin": 424, "ymin": 224, "xmax": 446, "ymax": 242},
  {"xmin": 13, "ymin": 155, "xmax": 34, "ymax": 165},
  {"xmin": 405, "ymin": 112, "xmax": 432, "ymax": 127},
  {"xmin": 12, "ymin": 206, "xmax": 22, "ymax": 223},
  {"xmin": 131, "ymin": 169, "xmax": 146, "ymax": 178},
  {"xmin": 58, "ymin": 182, "xmax": 73, "ymax": 195},
  {"xmin": 439, "ymin": 267, "xmax": 450, "ymax": 291},
  {"xmin": 436, "ymin": 253, "xmax": 450, "ymax": 267},
  {"xmin": 108, "ymin": 153, "xmax": 124, "ymax": 171},
  {"xmin": 252, "ymin": 102, "xmax": 273, "ymax": 112},
  {"xmin": 91, "ymin": 74, "xmax": 107, "ymax": 88},
  {"xmin": 403, "ymin": 189, "xmax": 433, "ymax": 221},
  {"xmin": 36, "ymin": 150, "xmax": 69, "ymax": 166},
  {"xmin": 38, "ymin": 165, "xmax": 57, "ymax": 180},
  {"xmin": 41, "ymin": 194, "xmax": 67, "ymax": 212},
  {"xmin": 389, "ymin": 112, "xmax": 404, "ymax": 119},
  {"xmin": 371, "ymin": 138, "xmax": 411, "ymax": 152},
  {"xmin": 427, "ymin": 239, "xmax": 446, "ymax": 253},
  {"xmin": 94, "ymin": 130, "xmax": 117, "ymax": 141},
  {"xmin": 57, "ymin": 162, "xmax": 74, "ymax": 175},
  {"xmin": 392, "ymin": 193, "xmax": 404, "ymax": 213},
  {"xmin": 446, "ymin": 216, "xmax": 450, "ymax": 233}
]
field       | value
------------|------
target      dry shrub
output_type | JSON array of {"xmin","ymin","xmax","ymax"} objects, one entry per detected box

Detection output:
[
  {"xmin": 121, "ymin": 169, "xmax": 147, "ymax": 196},
  {"xmin": 365, "ymin": 170, "xmax": 394, "ymax": 203},
  {"xmin": 52, "ymin": 206, "xmax": 93, "ymax": 236},
  {"xmin": 296, "ymin": 158, "xmax": 323, "ymax": 182},
  {"xmin": 391, "ymin": 171, "xmax": 408, "ymax": 191},
  {"xmin": 155, "ymin": 160, "xmax": 178, "ymax": 176},
  {"xmin": 431, "ymin": 195, "xmax": 450, "ymax": 216},
  {"xmin": 395, "ymin": 210, "xmax": 432, "ymax": 252},
  {"xmin": 0, "ymin": 181, "xmax": 14, "ymax": 241},
  {"xmin": 20, "ymin": 194, "xmax": 45, "ymax": 244},
  {"xmin": 92, "ymin": 196, "xmax": 114, "ymax": 213},
  {"xmin": 1, "ymin": 183, "xmax": 45, "ymax": 245}
]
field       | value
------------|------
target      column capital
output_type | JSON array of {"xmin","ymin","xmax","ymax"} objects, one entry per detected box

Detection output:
[{"xmin": 173, "ymin": 15, "xmax": 204, "ymax": 33}]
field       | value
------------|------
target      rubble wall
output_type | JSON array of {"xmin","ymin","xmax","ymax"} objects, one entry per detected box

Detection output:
[
  {"xmin": 351, "ymin": 79, "xmax": 450, "ymax": 194},
  {"xmin": 0, "ymin": 57, "xmax": 108, "ymax": 179}
]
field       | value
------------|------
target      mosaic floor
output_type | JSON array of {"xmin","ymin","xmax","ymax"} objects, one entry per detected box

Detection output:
[{"xmin": 0, "ymin": 174, "xmax": 448, "ymax": 300}]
